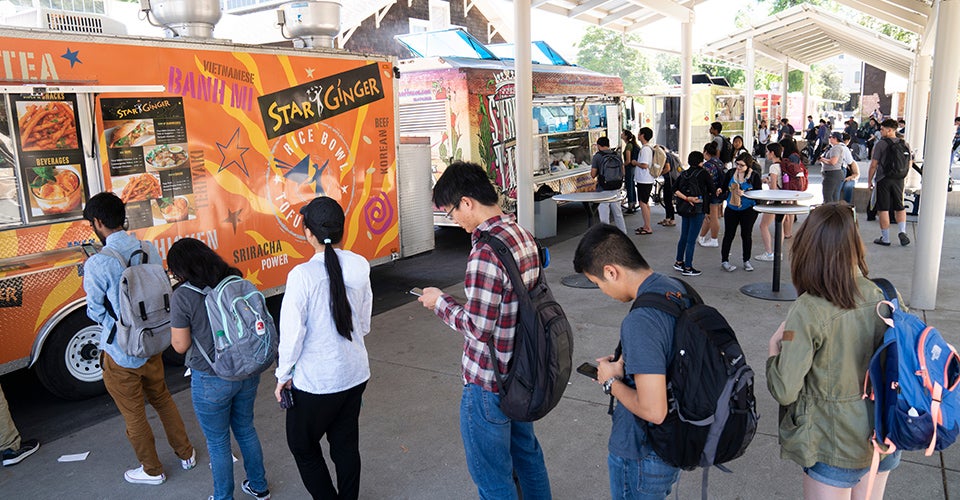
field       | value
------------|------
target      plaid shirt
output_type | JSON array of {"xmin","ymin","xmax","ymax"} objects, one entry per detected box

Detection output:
[{"xmin": 434, "ymin": 214, "xmax": 540, "ymax": 392}]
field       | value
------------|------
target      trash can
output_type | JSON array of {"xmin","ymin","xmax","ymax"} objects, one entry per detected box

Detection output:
[{"xmin": 534, "ymin": 186, "xmax": 557, "ymax": 239}]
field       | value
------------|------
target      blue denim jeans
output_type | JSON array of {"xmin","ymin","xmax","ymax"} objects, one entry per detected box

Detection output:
[
  {"xmin": 460, "ymin": 384, "xmax": 552, "ymax": 500},
  {"xmin": 608, "ymin": 452, "xmax": 681, "ymax": 500},
  {"xmin": 191, "ymin": 370, "xmax": 268, "ymax": 500},
  {"xmin": 624, "ymin": 165, "xmax": 637, "ymax": 207},
  {"xmin": 840, "ymin": 179, "xmax": 856, "ymax": 204},
  {"xmin": 676, "ymin": 212, "xmax": 705, "ymax": 267}
]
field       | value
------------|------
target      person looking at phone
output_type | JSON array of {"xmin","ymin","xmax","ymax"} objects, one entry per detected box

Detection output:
[
  {"xmin": 275, "ymin": 196, "xmax": 372, "ymax": 500},
  {"xmin": 417, "ymin": 161, "xmax": 553, "ymax": 499},
  {"xmin": 167, "ymin": 238, "xmax": 271, "ymax": 500},
  {"xmin": 572, "ymin": 223, "xmax": 685, "ymax": 499}
]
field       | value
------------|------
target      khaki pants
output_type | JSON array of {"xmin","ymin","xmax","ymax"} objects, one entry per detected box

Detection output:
[
  {"xmin": 102, "ymin": 353, "xmax": 193, "ymax": 476},
  {"xmin": 0, "ymin": 384, "xmax": 20, "ymax": 451}
]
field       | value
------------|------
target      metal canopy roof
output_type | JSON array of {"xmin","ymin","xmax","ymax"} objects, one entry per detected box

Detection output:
[{"xmin": 700, "ymin": 3, "xmax": 916, "ymax": 77}]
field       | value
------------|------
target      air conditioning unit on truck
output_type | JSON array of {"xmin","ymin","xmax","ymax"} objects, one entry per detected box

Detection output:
[{"xmin": 0, "ymin": 25, "xmax": 432, "ymax": 400}]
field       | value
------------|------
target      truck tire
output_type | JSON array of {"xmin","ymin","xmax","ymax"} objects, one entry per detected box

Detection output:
[{"xmin": 35, "ymin": 310, "xmax": 106, "ymax": 400}]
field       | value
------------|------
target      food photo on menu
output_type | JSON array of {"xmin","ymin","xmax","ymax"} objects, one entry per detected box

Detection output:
[
  {"xmin": 16, "ymin": 101, "xmax": 79, "ymax": 151},
  {"xmin": 27, "ymin": 164, "xmax": 84, "ymax": 216},
  {"xmin": 153, "ymin": 195, "xmax": 193, "ymax": 223},
  {"xmin": 103, "ymin": 119, "xmax": 156, "ymax": 149},
  {"xmin": 115, "ymin": 172, "xmax": 162, "ymax": 203},
  {"xmin": 143, "ymin": 143, "xmax": 188, "ymax": 171}
]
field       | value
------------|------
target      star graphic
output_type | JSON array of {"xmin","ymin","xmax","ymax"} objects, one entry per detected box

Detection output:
[
  {"xmin": 305, "ymin": 67, "xmax": 315, "ymax": 78},
  {"xmin": 216, "ymin": 128, "xmax": 250, "ymax": 176},
  {"xmin": 246, "ymin": 269, "xmax": 262, "ymax": 286},
  {"xmin": 223, "ymin": 208, "xmax": 242, "ymax": 234},
  {"xmin": 61, "ymin": 48, "xmax": 81, "ymax": 68}
]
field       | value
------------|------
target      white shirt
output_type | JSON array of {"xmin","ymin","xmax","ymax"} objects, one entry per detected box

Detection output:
[
  {"xmin": 634, "ymin": 145, "xmax": 655, "ymax": 184},
  {"xmin": 276, "ymin": 249, "xmax": 373, "ymax": 394}
]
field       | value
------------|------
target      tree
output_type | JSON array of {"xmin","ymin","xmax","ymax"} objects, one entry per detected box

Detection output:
[{"xmin": 575, "ymin": 27, "xmax": 655, "ymax": 94}]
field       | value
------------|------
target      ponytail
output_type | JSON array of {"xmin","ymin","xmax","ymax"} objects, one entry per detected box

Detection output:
[{"xmin": 322, "ymin": 239, "xmax": 353, "ymax": 341}]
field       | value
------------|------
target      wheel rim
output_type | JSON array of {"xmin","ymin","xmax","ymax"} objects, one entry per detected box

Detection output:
[{"xmin": 64, "ymin": 325, "xmax": 103, "ymax": 382}]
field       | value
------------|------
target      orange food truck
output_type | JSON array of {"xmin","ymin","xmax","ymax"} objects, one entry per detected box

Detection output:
[{"xmin": 0, "ymin": 26, "xmax": 431, "ymax": 399}]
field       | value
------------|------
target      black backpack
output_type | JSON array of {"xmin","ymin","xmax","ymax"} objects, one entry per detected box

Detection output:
[
  {"xmin": 622, "ymin": 280, "xmax": 758, "ymax": 472},
  {"xmin": 880, "ymin": 137, "xmax": 911, "ymax": 179},
  {"xmin": 674, "ymin": 168, "xmax": 704, "ymax": 217},
  {"xmin": 719, "ymin": 136, "xmax": 734, "ymax": 163},
  {"xmin": 598, "ymin": 151, "xmax": 624, "ymax": 190},
  {"xmin": 479, "ymin": 232, "xmax": 573, "ymax": 422}
]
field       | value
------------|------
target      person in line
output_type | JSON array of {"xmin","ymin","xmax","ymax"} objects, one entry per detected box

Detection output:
[
  {"xmin": 767, "ymin": 202, "xmax": 901, "ymax": 499},
  {"xmin": 719, "ymin": 153, "xmax": 762, "ymax": 272},
  {"xmin": 572, "ymin": 224, "xmax": 683, "ymax": 499},
  {"xmin": 418, "ymin": 161, "xmax": 552, "ymax": 499},
  {"xmin": 755, "ymin": 143, "xmax": 783, "ymax": 262},
  {"xmin": 275, "ymin": 196, "xmax": 372, "ymax": 500},
  {"xmin": 817, "ymin": 132, "xmax": 850, "ymax": 204},
  {"xmin": 814, "ymin": 119, "xmax": 830, "ymax": 161},
  {"xmin": 709, "ymin": 122, "xmax": 726, "ymax": 159},
  {"xmin": 591, "ymin": 136, "xmax": 627, "ymax": 234},
  {"xmin": 168, "ymin": 238, "xmax": 271, "ymax": 500},
  {"xmin": 697, "ymin": 142, "xmax": 723, "ymax": 248},
  {"xmin": 840, "ymin": 133, "xmax": 861, "ymax": 205},
  {"xmin": 657, "ymin": 148, "xmax": 676, "ymax": 227},
  {"xmin": 779, "ymin": 138, "xmax": 804, "ymax": 238},
  {"xmin": 952, "ymin": 117, "xmax": 960, "ymax": 163},
  {"xmin": 674, "ymin": 151, "xmax": 714, "ymax": 277},
  {"xmin": 778, "ymin": 118, "xmax": 795, "ymax": 142},
  {"xmin": 81, "ymin": 192, "xmax": 196, "ymax": 486},
  {"xmin": 731, "ymin": 135, "xmax": 750, "ymax": 160},
  {"xmin": 633, "ymin": 127, "xmax": 656, "ymax": 235},
  {"xmin": 621, "ymin": 129, "xmax": 639, "ymax": 214},
  {"xmin": 1, "ymin": 385, "xmax": 39, "ymax": 466},
  {"xmin": 756, "ymin": 119, "xmax": 771, "ymax": 157},
  {"xmin": 868, "ymin": 119, "xmax": 911, "ymax": 247}
]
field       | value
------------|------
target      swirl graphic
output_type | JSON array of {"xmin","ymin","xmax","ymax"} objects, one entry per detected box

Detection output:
[{"xmin": 363, "ymin": 193, "xmax": 394, "ymax": 235}]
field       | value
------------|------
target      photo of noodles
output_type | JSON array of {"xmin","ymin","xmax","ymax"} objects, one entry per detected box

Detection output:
[
  {"xmin": 118, "ymin": 173, "xmax": 161, "ymax": 203},
  {"xmin": 29, "ymin": 166, "xmax": 83, "ymax": 215},
  {"xmin": 17, "ymin": 102, "xmax": 79, "ymax": 151},
  {"xmin": 156, "ymin": 196, "xmax": 190, "ymax": 222}
]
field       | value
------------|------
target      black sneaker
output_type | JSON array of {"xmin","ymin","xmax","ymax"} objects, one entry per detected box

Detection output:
[
  {"xmin": 673, "ymin": 261, "xmax": 684, "ymax": 271},
  {"xmin": 873, "ymin": 237, "xmax": 891, "ymax": 246},
  {"xmin": 242, "ymin": 479, "xmax": 271, "ymax": 500},
  {"xmin": 2, "ymin": 439, "xmax": 39, "ymax": 466},
  {"xmin": 899, "ymin": 232, "xmax": 911, "ymax": 246},
  {"xmin": 682, "ymin": 267, "xmax": 702, "ymax": 276}
]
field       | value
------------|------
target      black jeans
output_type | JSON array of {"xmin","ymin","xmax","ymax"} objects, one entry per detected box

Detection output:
[
  {"xmin": 286, "ymin": 382, "xmax": 367, "ymax": 500},
  {"xmin": 662, "ymin": 175, "xmax": 675, "ymax": 219},
  {"xmin": 721, "ymin": 207, "xmax": 759, "ymax": 263}
]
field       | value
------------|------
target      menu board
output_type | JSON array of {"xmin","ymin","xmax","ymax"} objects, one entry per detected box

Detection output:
[
  {"xmin": 100, "ymin": 97, "xmax": 194, "ymax": 230},
  {"xmin": 9, "ymin": 94, "xmax": 89, "ymax": 224}
]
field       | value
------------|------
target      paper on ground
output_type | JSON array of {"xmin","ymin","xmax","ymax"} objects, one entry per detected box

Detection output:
[{"xmin": 58, "ymin": 451, "xmax": 90, "ymax": 462}]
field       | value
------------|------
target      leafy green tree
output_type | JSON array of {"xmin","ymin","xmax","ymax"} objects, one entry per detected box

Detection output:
[{"xmin": 575, "ymin": 27, "xmax": 655, "ymax": 93}]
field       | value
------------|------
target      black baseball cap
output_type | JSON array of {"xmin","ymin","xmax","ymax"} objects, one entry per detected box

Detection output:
[
  {"xmin": 299, "ymin": 196, "xmax": 344, "ymax": 242},
  {"xmin": 830, "ymin": 132, "xmax": 843, "ymax": 141}
]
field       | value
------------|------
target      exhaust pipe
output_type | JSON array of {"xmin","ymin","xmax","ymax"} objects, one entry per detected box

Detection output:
[
  {"xmin": 140, "ymin": 0, "xmax": 222, "ymax": 39},
  {"xmin": 277, "ymin": 0, "xmax": 341, "ymax": 49}
]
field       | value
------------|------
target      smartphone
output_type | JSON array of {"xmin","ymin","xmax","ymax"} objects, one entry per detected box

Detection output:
[
  {"xmin": 576, "ymin": 362, "xmax": 599, "ymax": 380},
  {"xmin": 279, "ymin": 387, "xmax": 294, "ymax": 410},
  {"xmin": 408, "ymin": 287, "xmax": 424, "ymax": 297}
]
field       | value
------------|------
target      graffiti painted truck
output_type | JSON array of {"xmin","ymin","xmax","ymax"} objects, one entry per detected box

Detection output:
[
  {"xmin": 0, "ymin": 26, "xmax": 432, "ymax": 399},
  {"xmin": 394, "ymin": 29, "xmax": 624, "ymax": 229}
]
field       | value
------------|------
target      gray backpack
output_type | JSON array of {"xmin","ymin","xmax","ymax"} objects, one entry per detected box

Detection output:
[
  {"xmin": 182, "ymin": 275, "xmax": 278, "ymax": 381},
  {"xmin": 100, "ymin": 243, "xmax": 172, "ymax": 358}
]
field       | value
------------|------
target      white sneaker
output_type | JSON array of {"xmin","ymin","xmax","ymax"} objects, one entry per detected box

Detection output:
[
  {"xmin": 755, "ymin": 252, "xmax": 775, "ymax": 262},
  {"xmin": 705, "ymin": 238, "xmax": 720, "ymax": 248},
  {"xmin": 721, "ymin": 261, "xmax": 737, "ymax": 272},
  {"xmin": 697, "ymin": 235, "xmax": 707, "ymax": 247},
  {"xmin": 743, "ymin": 260, "xmax": 754, "ymax": 272},
  {"xmin": 181, "ymin": 449, "xmax": 196, "ymax": 470},
  {"xmin": 124, "ymin": 465, "xmax": 165, "ymax": 485}
]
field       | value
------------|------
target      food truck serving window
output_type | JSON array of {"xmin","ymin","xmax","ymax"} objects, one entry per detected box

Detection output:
[{"xmin": 0, "ymin": 98, "xmax": 22, "ymax": 227}]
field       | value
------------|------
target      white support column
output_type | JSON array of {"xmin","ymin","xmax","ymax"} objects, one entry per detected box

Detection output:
[
  {"xmin": 908, "ymin": 54, "xmax": 932, "ymax": 159},
  {"xmin": 680, "ymin": 19, "xmax": 694, "ymax": 162},
  {"xmin": 781, "ymin": 61, "xmax": 790, "ymax": 128},
  {"xmin": 802, "ymin": 71, "xmax": 810, "ymax": 120},
  {"xmin": 515, "ymin": 0, "xmax": 534, "ymax": 232},
  {"xmin": 912, "ymin": 0, "xmax": 960, "ymax": 310},
  {"xmin": 744, "ymin": 37, "xmax": 756, "ymax": 151}
]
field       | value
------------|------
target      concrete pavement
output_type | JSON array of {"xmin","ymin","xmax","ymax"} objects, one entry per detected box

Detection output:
[{"xmin": 1, "ymin": 203, "xmax": 958, "ymax": 499}]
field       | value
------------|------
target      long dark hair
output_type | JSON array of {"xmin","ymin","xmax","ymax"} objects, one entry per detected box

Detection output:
[
  {"xmin": 622, "ymin": 129, "xmax": 638, "ymax": 149},
  {"xmin": 301, "ymin": 197, "xmax": 353, "ymax": 341},
  {"xmin": 167, "ymin": 238, "xmax": 241, "ymax": 289}
]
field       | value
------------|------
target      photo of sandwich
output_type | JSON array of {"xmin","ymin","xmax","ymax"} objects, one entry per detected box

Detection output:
[{"xmin": 104, "ymin": 119, "xmax": 155, "ymax": 149}]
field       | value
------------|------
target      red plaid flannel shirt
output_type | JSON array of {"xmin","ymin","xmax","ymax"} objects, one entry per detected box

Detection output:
[{"xmin": 434, "ymin": 214, "xmax": 540, "ymax": 392}]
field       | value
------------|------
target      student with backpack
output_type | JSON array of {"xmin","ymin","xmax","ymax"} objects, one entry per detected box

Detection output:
[
  {"xmin": 719, "ymin": 153, "xmax": 762, "ymax": 273},
  {"xmin": 696, "ymin": 142, "xmax": 724, "ymax": 248},
  {"xmin": 867, "ymin": 119, "xmax": 912, "ymax": 247},
  {"xmin": 674, "ymin": 151, "xmax": 715, "ymax": 277},
  {"xmin": 168, "ymin": 238, "xmax": 272, "ymax": 500},
  {"xmin": 418, "ymin": 161, "xmax": 554, "ymax": 499},
  {"xmin": 767, "ymin": 202, "xmax": 901, "ymax": 499},
  {"xmin": 81, "ymin": 192, "xmax": 197, "ymax": 486},
  {"xmin": 275, "ymin": 196, "xmax": 372, "ymax": 500},
  {"xmin": 755, "ymin": 143, "xmax": 784, "ymax": 262},
  {"xmin": 591, "ymin": 136, "xmax": 627, "ymax": 234},
  {"xmin": 621, "ymin": 129, "xmax": 639, "ymax": 214}
]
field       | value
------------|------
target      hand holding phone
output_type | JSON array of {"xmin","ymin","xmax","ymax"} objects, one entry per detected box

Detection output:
[
  {"xmin": 409, "ymin": 287, "xmax": 424, "ymax": 297},
  {"xmin": 279, "ymin": 387, "xmax": 294, "ymax": 409},
  {"xmin": 576, "ymin": 362, "xmax": 599, "ymax": 380}
]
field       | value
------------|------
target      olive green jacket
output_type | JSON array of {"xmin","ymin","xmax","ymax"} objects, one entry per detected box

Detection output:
[{"xmin": 766, "ymin": 276, "xmax": 900, "ymax": 469}]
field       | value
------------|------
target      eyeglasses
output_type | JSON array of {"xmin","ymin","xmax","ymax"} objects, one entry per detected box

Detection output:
[{"xmin": 444, "ymin": 204, "xmax": 458, "ymax": 220}]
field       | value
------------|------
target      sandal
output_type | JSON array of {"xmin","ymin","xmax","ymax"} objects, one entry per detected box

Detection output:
[
  {"xmin": 635, "ymin": 228, "xmax": 653, "ymax": 235},
  {"xmin": 661, "ymin": 219, "xmax": 675, "ymax": 227}
]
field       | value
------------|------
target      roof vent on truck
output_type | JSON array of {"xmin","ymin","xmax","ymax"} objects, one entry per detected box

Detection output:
[
  {"xmin": 140, "ymin": 0, "xmax": 222, "ymax": 39},
  {"xmin": 276, "ymin": 0, "xmax": 341, "ymax": 49}
]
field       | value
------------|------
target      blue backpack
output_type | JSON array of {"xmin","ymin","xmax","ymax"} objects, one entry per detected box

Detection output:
[{"xmin": 862, "ymin": 279, "xmax": 960, "ymax": 496}]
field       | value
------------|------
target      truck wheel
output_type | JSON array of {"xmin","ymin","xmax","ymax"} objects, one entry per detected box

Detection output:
[{"xmin": 35, "ymin": 310, "xmax": 106, "ymax": 400}]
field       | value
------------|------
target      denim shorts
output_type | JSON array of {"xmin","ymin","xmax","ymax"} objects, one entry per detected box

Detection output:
[{"xmin": 802, "ymin": 450, "xmax": 901, "ymax": 489}]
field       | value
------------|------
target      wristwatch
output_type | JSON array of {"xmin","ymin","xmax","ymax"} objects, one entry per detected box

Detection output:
[{"xmin": 602, "ymin": 376, "xmax": 621, "ymax": 395}]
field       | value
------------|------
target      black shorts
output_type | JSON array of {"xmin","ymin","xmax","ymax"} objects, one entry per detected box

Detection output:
[
  {"xmin": 874, "ymin": 177, "xmax": 905, "ymax": 211},
  {"xmin": 636, "ymin": 183, "xmax": 653, "ymax": 204}
]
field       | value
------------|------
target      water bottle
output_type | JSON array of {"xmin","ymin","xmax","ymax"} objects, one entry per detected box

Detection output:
[
  {"xmin": 214, "ymin": 330, "xmax": 228, "ymax": 351},
  {"xmin": 782, "ymin": 173, "xmax": 789, "ymax": 186}
]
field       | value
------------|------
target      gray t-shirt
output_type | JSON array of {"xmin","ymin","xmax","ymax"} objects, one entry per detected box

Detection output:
[
  {"xmin": 608, "ymin": 273, "xmax": 685, "ymax": 460},
  {"xmin": 871, "ymin": 137, "xmax": 909, "ymax": 182},
  {"xmin": 170, "ymin": 284, "xmax": 215, "ymax": 373},
  {"xmin": 821, "ymin": 144, "xmax": 849, "ymax": 172}
]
